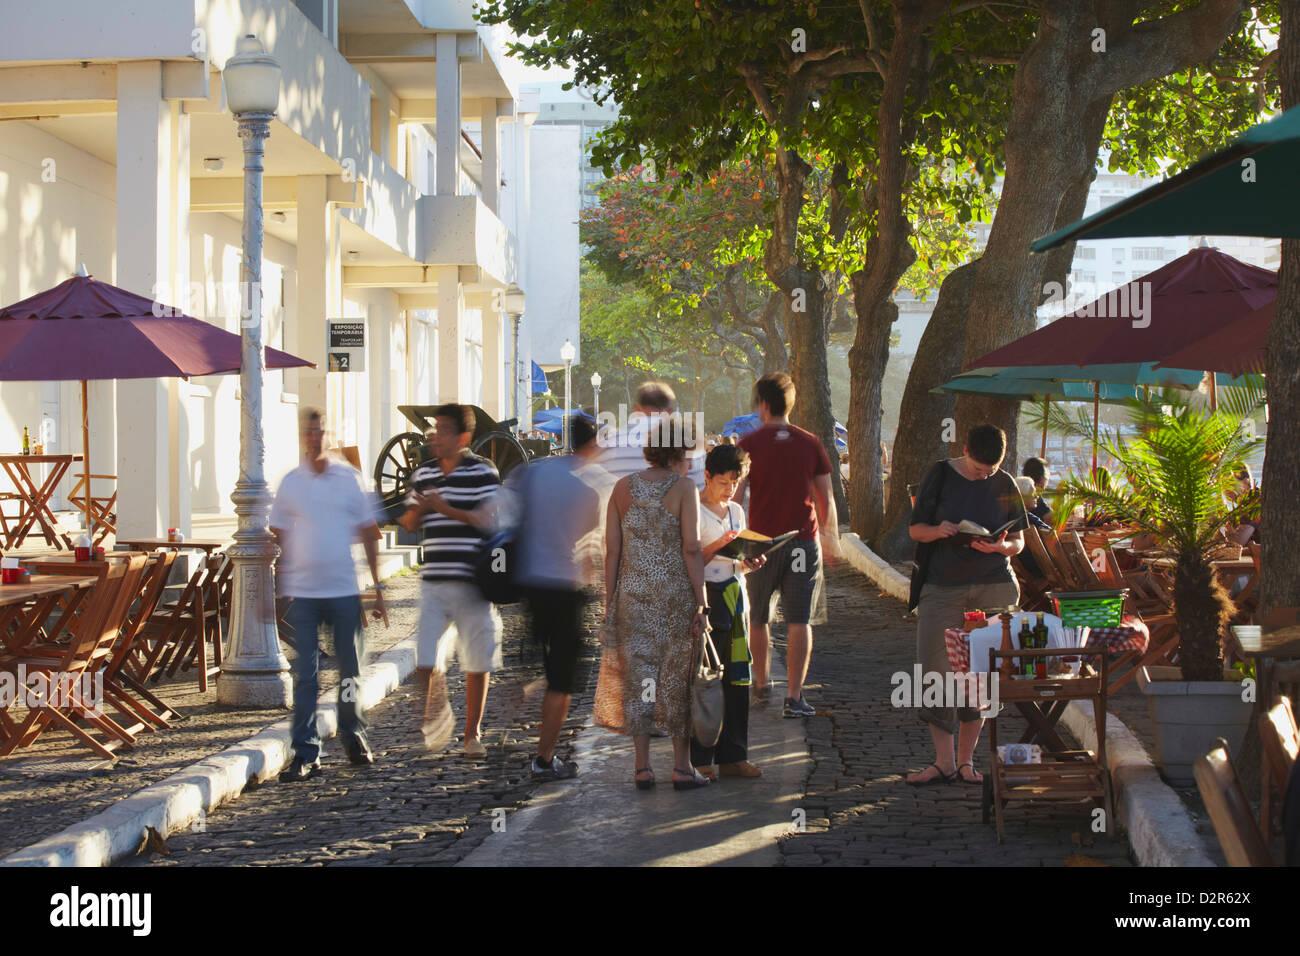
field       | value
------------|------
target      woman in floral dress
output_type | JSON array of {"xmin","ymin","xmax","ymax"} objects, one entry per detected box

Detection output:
[{"xmin": 594, "ymin": 419, "xmax": 710, "ymax": 790}]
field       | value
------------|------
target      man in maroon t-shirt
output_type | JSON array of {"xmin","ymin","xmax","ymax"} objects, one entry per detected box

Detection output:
[{"xmin": 739, "ymin": 372, "xmax": 841, "ymax": 718}]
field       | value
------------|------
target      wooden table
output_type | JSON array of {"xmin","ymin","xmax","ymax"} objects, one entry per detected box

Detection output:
[
  {"xmin": 115, "ymin": 539, "xmax": 227, "ymax": 554},
  {"xmin": 0, "ymin": 454, "xmax": 83, "ymax": 550},
  {"xmin": 0, "ymin": 574, "xmax": 99, "ymax": 654}
]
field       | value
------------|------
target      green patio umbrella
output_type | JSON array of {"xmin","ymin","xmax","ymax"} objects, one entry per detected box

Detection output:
[
  {"xmin": 1031, "ymin": 106, "xmax": 1300, "ymax": 250},
  {"xmin": 936, "ymin": 373, "xmax": 1138, "ymax": 462}
]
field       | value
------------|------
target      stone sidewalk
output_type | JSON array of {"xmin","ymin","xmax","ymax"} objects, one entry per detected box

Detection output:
[
  {"xmin": 776, "ymin": 565, "xmax": 1132, "ymax": 866},
  {"xmin": 114, "ymin": 562, "xmax": 1134, "ymax": 867}
]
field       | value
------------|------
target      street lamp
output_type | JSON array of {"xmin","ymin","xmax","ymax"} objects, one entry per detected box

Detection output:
[
  {"xmin": 591, "ymin": 371, "xmax": 602, "ymax": 418},
  {"xmin": 504, "ymin": 283, "xmax": 526, "ymax": 426},
  {"xmin": 218, "ymin": 35, "xmax": 291, "ymax": 707},
  {"xmin": 560, "ymin": 338, "xmax": 576, "ymax": 452}
]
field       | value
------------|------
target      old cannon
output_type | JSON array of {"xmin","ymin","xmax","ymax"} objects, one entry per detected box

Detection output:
[{"xmin": 373, "ymin": 404, "xmax": 531, "ymax": 525}]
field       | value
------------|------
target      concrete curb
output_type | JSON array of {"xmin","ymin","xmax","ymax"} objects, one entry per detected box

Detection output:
[
  {"xmin": 1, "ymin": 635, "xmax": 421, "ymax": 867},
  {"xmin": 837, "ymin": 535, "xmax": 1217, "ymax": 867},
  {"xmin": 841, "ymin": 532, "xmax": 910, "ymax": 603},
  {"xmin": 1061, "ymin": 699, "xmax": 1215, "ymax": 867}
]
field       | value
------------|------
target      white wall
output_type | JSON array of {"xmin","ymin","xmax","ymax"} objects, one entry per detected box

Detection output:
[
  {"xmin": 187, "ymin": 210, "xmax": 299, "ymax": 511},
  {"xmin": 0, "ymin": 123, "xmax": 119, "ymax": 510},
  {"xmin": 522, "ymin": 124, "xmax": 580, "ymax": 367}
]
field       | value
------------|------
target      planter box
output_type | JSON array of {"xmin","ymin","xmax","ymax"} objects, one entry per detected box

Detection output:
[{"xmin": 1136, "ymin": 665, "xmax": 1253, "ymax": 786}]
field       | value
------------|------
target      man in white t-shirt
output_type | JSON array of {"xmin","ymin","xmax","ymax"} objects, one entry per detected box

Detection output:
[
  {"xmin": 271, "ymin": 409, "xmax": 386, "ymax": 782},
  {"xmin": 593, "ymin": 381, "xmax": 705, "ymax": 489}
]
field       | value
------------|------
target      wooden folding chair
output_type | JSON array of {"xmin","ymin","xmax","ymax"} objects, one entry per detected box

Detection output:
[
  {"xmin": 135, "ymin": 558, "xmax": 210, "ymax": 685},
  {"xmin": 0, "ymin": 556, "xmax": 147, "ymax": 760},
  {"xmin": 1194, "ymin": 738, "xmax": 1274, "ymax": 867},
  {"xmin": 65, "ymin": 473, "xmax": 118, "ymax": 547},
  {"xmin": 101, "ymin": 551, "xmax": 185, "ymax": 731},
  {"xmin": 1259, "ymin": 696, "xmax": 1298, "ymax": 839},
  {"xmin": 166, "ymin": 553, "xmax": 228, "ymax": 690}
]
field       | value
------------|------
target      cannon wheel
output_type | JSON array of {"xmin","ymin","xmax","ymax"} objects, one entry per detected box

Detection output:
[
  {"xmin": 374, "ymin": 431, "xmax": 426, "ymax": 503},
  {"xmin": 472, "ymin": 429, "xmax": 529, "ymax": 480}
]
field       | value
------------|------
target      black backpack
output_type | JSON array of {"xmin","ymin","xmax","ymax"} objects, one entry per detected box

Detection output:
[{"xmin": 474, "ymin": 529, "xmax": 520, "ymax": 605}]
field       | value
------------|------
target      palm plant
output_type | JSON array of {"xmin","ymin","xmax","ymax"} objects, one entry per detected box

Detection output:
[{"xmin": 1061, "ymin": 407, "xmax": 1262, "ymax": 682}]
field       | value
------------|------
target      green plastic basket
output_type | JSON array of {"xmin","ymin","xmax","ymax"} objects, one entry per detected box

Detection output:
[{"xmin": 1047, "ymin": 589, "xmax": 1128, "ymax": 628}]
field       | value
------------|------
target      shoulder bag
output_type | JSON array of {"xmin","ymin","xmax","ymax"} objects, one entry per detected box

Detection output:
[
  {"xmin": 907, "ymin": 459, "xmax": 949, "ymax": 614},
  {"xmin": 691, "ymin": 629, "xmax": 725, "ymax": 748}
]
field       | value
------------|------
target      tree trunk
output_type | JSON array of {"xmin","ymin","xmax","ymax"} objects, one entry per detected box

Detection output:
[
  {"xmin": 1175, "ymin": 551, "xmax": 1235, "ymax": 682},
  {"xmin": 950, "ymin": 0, "xmax": 1245, "ymax": 456},
  {"xmin": 1261, "ymin": 6, "xmax": 1300, "ymax": 619},
  {"xmin": 873, "ymin": 261, "xmax": 978, "ymax": 560},
  {"xmin": 763, "ymin": 145, "xmax": 845, "ymax": 520},
  {"xmin": 786, "ymin": 284, "xmax": 846, "ymax": 520}
]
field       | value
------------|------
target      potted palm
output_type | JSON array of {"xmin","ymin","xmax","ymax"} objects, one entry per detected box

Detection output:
[{"xmin": 1061, "ymin": 406, "xmax": 1261, "ymax": 784}]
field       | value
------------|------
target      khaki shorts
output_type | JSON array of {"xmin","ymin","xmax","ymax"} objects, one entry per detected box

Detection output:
[
  {"xmin": 418, "ymin": 579, "xmax": 503, "ymax": 673},
  {"xmin": 915, "ymin": 579, "xmax": 1019, "ymax": 734}
]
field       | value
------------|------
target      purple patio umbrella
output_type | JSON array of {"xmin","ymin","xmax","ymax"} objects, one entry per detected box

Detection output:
[{"xmin": 0, "ymin": 270, "xmax": 314, "ymax": 534}]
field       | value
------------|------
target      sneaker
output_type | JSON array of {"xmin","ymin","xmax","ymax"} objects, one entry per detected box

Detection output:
[
  {"xmin": 782, "ymin": 695, "xmax": 815, "ymax": 718},
  {"xmin": 532, "ymin": 755, "xmax": 579, "ymax": 779},
  {"xmin": 278, "ymin": 756, "xmax": 321, "ymax": 782}
]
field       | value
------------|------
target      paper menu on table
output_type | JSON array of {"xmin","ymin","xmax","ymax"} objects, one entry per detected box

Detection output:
[{"xmin": 965, "ymin": 612, "xmax": 1074, "ymax": 673}]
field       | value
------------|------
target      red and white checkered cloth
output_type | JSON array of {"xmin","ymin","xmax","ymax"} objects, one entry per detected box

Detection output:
[
  {"xmin": 944, "ymin": 614, "xmax": 1150, "ymax": 675},
  {"xmin": 1083, "ymin": 615, "xmax": 1149, "ymax": 655}
]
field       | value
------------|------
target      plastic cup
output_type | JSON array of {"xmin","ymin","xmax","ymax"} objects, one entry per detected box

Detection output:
[{"xmin": 74, "ymin": 546, "xmax": 90, "ymax": 562}]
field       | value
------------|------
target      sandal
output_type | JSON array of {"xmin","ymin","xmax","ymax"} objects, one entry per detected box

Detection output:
[
  {"xmin": 672, "ymin": 767, "xmax": 710, "ymax": 791},
  {"xmin": 634, "ymin": 768, "xmax": 655, "ymax": 791},
  {"xmin": 905, "ymin": 763, "xmax": 955, "ymax": 786},
  {"xmin": 956, "ymin": 762, "xmax": 983, "ymax": 785}
]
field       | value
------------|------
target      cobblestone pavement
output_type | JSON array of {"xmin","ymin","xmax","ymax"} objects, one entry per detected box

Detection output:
[
  {"xmin": 122, "ymin": 562, "xmax": 1137, "ymax": 867},
  {"xmin": 126, "ymin": 595, "xmax": 603, "ymax": 867},
  {"xmin": 0, "ymin": 571, "xmax": 421, "ymax": 860},
  {"xmin": 775, "ymin": 564, "xmax": 1134, "ymax": 867}
]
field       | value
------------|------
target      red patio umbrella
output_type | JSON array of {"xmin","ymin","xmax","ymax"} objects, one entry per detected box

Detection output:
[
  {"xmin": 0, "ymin": 270, "xmax": 314, "ymax": 536},
  {"xmin": 1156, "ymin": 300, "xmax": 1270, "ymax": 378},
  {"xmin": 967, "ymin": 247, "xmax": 1276, "ymax": 372}
]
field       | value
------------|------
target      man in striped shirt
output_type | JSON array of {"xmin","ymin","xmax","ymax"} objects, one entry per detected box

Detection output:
[{"xmin": 400, "ymin": 403, "xmax": 502, "ymax": 758}]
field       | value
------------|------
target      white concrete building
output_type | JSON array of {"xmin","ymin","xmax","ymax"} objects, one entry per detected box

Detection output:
[{"xmin": 0, "ymin": 0, "xmax": 579, "ymax": 536}]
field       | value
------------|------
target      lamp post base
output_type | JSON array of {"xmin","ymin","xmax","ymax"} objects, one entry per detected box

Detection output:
[{"xmin": 217, "ymin": 668, "xmax": 292, "ymax": 708}]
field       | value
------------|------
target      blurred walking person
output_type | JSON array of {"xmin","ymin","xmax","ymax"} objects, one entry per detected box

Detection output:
[
  {"xmin": 595, "ymin": 381, "xmax": 705, "ymax": 489},
  {"xmin": 692, "ymin": 444, "xmax": 765, "ymax": 780},
  {"xmin": 400, "ymin": 404, "xmax": 502, "ymax": 758},
  {"xmin": 594, "ymin": 417, "xmax": 711, "ymax": 790},
  {"xmin": 516, "ymin": 415, "xmax": 606, "ymax": 779},
  {"xmin": 739, "ymin": 372, "xmax": 841, "ymax": 718},
  {"xmin": 272, "ymin": 409, "xmax": 386, "ymax": 781}
]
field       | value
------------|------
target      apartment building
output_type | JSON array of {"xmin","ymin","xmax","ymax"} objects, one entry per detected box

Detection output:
[{"xmin": 0, "ymin": 0, "xmax": 580, "ymax": 537}]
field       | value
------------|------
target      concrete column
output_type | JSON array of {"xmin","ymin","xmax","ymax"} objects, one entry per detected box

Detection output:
[
  {"xmin": 477, "ymin": 99, "xmax": 500, "ymax": 213},
  {"xmin": 295, "ymin": 175, "xmax": 329, "ymax": 412},
  {"xmin": 436, "ymin": 265, "xmax": 462, "ymax": 403},
  {"xmin": 168, "ymin": 98, "xmax": 191, "ymax": 534},
  {"xmin": 115, "ymin": 61, "xmax": 176, "ymax": 539},
  {"xmin": 435, "ymin": 33, "xmax": 461, "ymax": 196},
  {"xmin": 479, "ymin": 292, "xmax": 503, "ymax": 418}
]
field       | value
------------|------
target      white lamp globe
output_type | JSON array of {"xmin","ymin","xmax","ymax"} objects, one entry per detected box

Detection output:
[{"xmin": 224, "ymin": 35, "xmax": 282, "ymax": 115}]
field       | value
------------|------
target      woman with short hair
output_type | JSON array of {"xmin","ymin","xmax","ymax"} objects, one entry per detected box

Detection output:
[{"xmin": 594, "ymin": 418, "xmax": 712, "ymax": 790}]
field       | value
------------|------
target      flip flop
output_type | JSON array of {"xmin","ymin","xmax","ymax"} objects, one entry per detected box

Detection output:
[
  {"xmin": 672, "ymin": 767, "xmax": 710, "ymax": 791},
  {"xmin": 956, "ymin": 762, "xmax": 983, "ymax": 785},
  {"xmin": 905, "ymin": 763, "xmax": 955, "ymax": 786}
]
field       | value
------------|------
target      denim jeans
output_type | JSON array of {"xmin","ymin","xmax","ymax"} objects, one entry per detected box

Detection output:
[{"xmin": 285, "ymin": 595, "xmax": 367, "ymax": 762}]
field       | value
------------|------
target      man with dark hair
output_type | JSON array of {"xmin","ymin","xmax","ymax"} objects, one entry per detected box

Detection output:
[
  {"xmin": 1021, "ymin": 456, "xmax": 1053, "ymax": 523},
  {"xmin": 400, "ymin": 403, "xmax": 502, "ymax": 758},
  {"xmin": 517, "ymin": 415, "xmax": 606, "ymax": 779},
  {"xmin": 272, "ymin": 409, "xmax": 386, "ymax": 781},
  {"xmin": 739, "ymin": 372, "xmax": 841, "ymax": 719}
]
